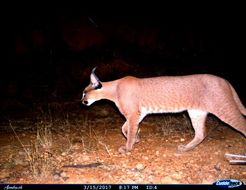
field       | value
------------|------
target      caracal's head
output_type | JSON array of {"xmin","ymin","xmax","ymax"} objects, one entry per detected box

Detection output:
[{"xmin": 81, "ymin": 67, "xmax": 103, "ymax": 106}]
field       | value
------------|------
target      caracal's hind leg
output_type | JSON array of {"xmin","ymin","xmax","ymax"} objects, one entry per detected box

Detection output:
[
  {"xmin": 178, "ymin": 110, "xmax": 208, "ymax": 152},
  {"xmin": 212, "ymin": 107, "xmax": 246, "ymax": 137}
]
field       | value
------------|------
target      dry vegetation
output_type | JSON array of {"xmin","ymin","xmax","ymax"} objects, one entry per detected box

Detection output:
[{"xmin": 0, "ymin": 102, "xmax": 245, "ymax": 184}]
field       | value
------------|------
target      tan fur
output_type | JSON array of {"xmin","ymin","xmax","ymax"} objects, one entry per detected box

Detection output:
[{"xmin": 82, "ymin": 70, "xmax": 246, "ymax": 153}]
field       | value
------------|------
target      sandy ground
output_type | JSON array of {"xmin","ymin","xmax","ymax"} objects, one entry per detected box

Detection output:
[{"xmin": 0, "ymin": 102, "xmax": 245, "ymax": 184}]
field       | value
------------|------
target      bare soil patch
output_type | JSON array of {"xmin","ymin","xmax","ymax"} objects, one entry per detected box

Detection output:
[{"xmin": 0, "ymin": 102, "xmax": 245, "ymax": 184}]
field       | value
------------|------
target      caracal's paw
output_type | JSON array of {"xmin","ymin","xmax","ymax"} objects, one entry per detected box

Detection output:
[
  {"xmin": 118, "ymin": 145, "xmax": 129, "ymax": 154},
  {"xmin": 177, "ymin": 144, "xmax": 189, "ymax": 153}
]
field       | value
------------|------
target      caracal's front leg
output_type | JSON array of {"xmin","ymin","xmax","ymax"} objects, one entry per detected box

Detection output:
[
  {"xmin": 121, "ymin": 122, "xmax": 128, "ymax": 138},
  {"xmin": 119, "ymin": 114, "xmax": 140, "ymax": 154},
  {"xmin": 121, "ymin": 121, "xmax": 140, "ymax": 143}
]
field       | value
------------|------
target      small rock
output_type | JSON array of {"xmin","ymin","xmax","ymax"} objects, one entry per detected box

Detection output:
[
  {"xmin": 180, "ymin": 138, "xmax": 185, "ymax": 142},
  {"xmin": 53, "ymin": 174, "xmax": 60, "ymax": 179},
  {"xmin": 122, "ymin": 163, "xmax": 128, "ymax": 168},
  {"xmin": 137, "ymin": 178, "xmax": 143, "ymax": 183},
  {"xmin": 171, "ymin": 172, "xmax": 183, "ymax": 180},
  {"xmin": 60, "ymin": 171, "xmax": 67, "ymax": 178},
  {"xmin": 161, "ymin": 176, "xmax": 180, "ymax": 184},
  {"xmin": 126, "ymin": 171, "xmax": 132, "ymax": 175},
  {"xmin": 142, "ymin": 156, "xmax": 149, "ymax": 160},
  {"xmin": 174, "ymin": 153, "xmax": 182, "ymax": 157},
  {"xmin": 214, "ymin": 151, "xmax": 219, "ymax": 155},
  {"xmin": 14, "ymin": 158, "xmax": 25, "ymax": 165},
  {"xmin": 82, "ymin": 155, "xmax": 90, "ymax": 161},
  {"xmin": 136, "ymin": 163, "xmax": 145, "ymax": 171},
  {"xmin": 18, "ymin": 151, "xmax": 26, "ymax": 156},
  {"xmin": 0, "ymin": 169, "xmax": 10, "ymax": 179},
  {"xmin": 202, "ymin": 178, "xmax": 214, "ymax": 184},
  {"xmin": 61, "ymin": 152, "xmax": 67, "ymax": 156},
  {"xmin": 214, "ymin": 162, "xmax": 221, "ymax": 171}
]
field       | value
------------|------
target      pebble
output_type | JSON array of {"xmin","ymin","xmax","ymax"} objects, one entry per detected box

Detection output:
[
  {"xmin": 214, "ymin": 151, "xmax": 219, "ymax": 155},
  {"xmin": 60, "ymin": 171, "xmax": 67, "ymax": 178},
  {"xmin": 53, "ymin": 174, "xmax": 60, "ymax": 179},
  {"xmin": 14, "ymin": 158, "xmax": 25, "ymax": 165},
  {"xmin": 122, "ymin": 164, "xmax": 128, "ymax": 168},
  {"xmin": 142, "ymin": 156, "xmax": 149, "ymax": 160},
  {"xmin": 82, "ymin": 155, "xmax": 90, "ymax": 161},
  {"xmin": 214, "ymin": 162, "xmax": 221, "ymax": 171},
  {"xmin": 61, "ymin": 152, "xmax": 67, "ymax": 156},
  {"xmin": 18, "ymin": 151, "xmax": 26, "ymax": 156},
  {"xmin": 136, "ymin": 163, "xmax": 145, "ymax": 171},
  {"xmin": 174, "ymin": 153, "xmax": 182, "ymax": 157},
  {"xmin": 171, "ymin": 172, "xmax": 183, "ymax": 180}
]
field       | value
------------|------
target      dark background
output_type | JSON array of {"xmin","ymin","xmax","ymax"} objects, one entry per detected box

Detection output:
[{"xmin": 1, "ymin": 15, "xmax": 245, "ymax": 113}]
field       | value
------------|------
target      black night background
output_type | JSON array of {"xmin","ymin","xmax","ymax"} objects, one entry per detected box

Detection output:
[
  {"xmin": 3, "ymin": 16, "xmax": 245, "ymax": 107},
  {"xmin": 0, "ymin": 15, "xmax": 245, "ymax": 184}
]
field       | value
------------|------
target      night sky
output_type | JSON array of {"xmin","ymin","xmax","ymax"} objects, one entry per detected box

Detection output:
[{"xmin": 2, "ymin": 15, "xmax": 245, "ymax": 112}]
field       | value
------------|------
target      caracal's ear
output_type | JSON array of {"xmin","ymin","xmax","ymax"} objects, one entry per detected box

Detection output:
[{"xmin": 90, "ymin": 67, "xmax": 102, "ymax": 89}]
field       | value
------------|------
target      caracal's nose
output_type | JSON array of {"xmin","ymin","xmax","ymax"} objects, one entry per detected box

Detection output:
[{"xmin": 82, "ymin": 99, "xmax": 88, "ymax": 105}]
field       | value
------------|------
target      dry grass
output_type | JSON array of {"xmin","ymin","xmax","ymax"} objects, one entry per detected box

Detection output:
[
  {"xmin": 79, "ymin": 114, "xmax": 111, "ymax": 154},
  {"xmin": 9, "ymin": 120, "xmax": 54, "ymax": 178},
  {"xmin": 8, "ymin": 107, "xmax": 104, "ymax": 179},
  {"xmin": 7, "ymin": 107, "xmax": 197, "ymax": 180},
  {"xmin": 3, "ymin": 104, "xmax": 245, "ymax": 184}
]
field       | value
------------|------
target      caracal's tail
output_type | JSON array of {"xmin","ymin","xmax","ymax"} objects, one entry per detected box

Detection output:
[
  {"xmin": 212, "ymin": 82, "xmax": 246, "ymax": 137},
  {"xmin": 229, "ymin": 84, "xmax": 246, "ymax": 116}
]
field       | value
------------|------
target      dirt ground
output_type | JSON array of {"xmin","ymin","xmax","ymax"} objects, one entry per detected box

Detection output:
[{"xmin": 0, "ymin": 102, "xmax": 245, "ymax": 184}]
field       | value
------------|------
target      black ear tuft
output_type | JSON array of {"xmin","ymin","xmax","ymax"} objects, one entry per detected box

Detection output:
[
  {"xmin": 94, "ymin": 82, "xmax": 102, "ymax": 89},
  {"xmin": 92, "ymin": 67, "xmax": 97, "ymax": 74}
]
